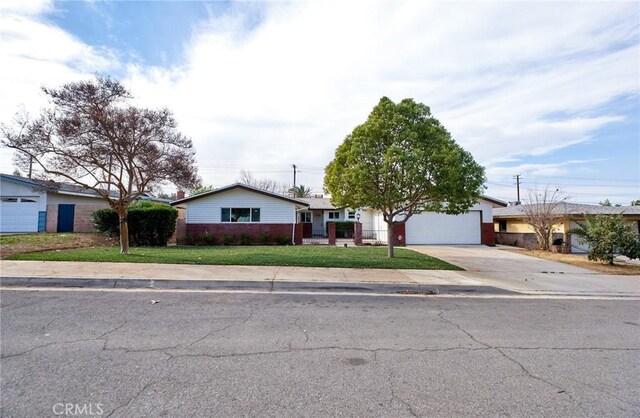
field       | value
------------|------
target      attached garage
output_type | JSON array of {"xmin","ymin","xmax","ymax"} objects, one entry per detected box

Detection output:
[
  {"xmin": 0, "ymin": 196, "xmax": 40, "ymax": 233},
  {"xmin": 405, "ymin": 211, "xmax": 482, "ymax": 245}
]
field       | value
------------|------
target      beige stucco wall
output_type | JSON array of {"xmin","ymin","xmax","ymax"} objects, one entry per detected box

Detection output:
[
  {"xmin": 45, "ymin": 194, "xmax": 109, "ymax": 232},
  {"xmin": 495, "ymin": 216, "xmax": 640, "ymax": 234},
  {"xmin": 494, "ymin": 219, "xmax": 566, "ymax": 233}
]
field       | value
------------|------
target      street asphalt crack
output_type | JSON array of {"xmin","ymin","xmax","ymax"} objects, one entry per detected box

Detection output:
[
  {"xmin": 182, "ymin": 308, "xmax": 255, "ymax": 350},
  {"xmin": 565, "ymin": 376, "xmax": 640, "ymax": 410},
  {"xmin": 165, "ymin": 345, "xmax": 492, "ymax": 362},
  {"xmin": 435, "ymin": 309, "xmax": 590, "ymax": 415},
  {"xmin": 41, "ymin": 312, "xmax": 73, "ymax": 332},
  {"xmin": 295, "ymin": 317, "xmax": 309, "ymax": 343},
  {"xmin": 388, "ymin": 371, "xmax": 419, "ymax": 417},
  {"xmin": 97, "ymin": 320, "xmax": 128, "ymax": 350},
  {"xmin": 2, "ymin": 320, "xmax": 128, "ymax": 359},
  {"xmin": 495, "ymin": 347, "xmax": 590, "ymax": 416},
  {"xmin": 104, "ymin": 379, "xmax": 162, "ymax": 418},
  {"xmin": 0, "ymin": 338, "xmax": 99, "ymax": 359},
  {"xmin": 492, "ymin": 346, "xmax": 639, "ymax": 351}
]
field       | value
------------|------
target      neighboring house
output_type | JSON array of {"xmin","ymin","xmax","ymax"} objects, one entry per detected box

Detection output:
[
  {"xmin": 0, "ymin": 173, "xmax": 169, "ymax": 234},
  {"xmin": 170, "ymin": 183, "xmax": 310, "ymax": 243},
  {"xmin": 173, "ymin": 183, "xmax": 506, "ymax": 245},
  {"xmin": 493, "ymin": 203, "xmax": 640, "ymax": 253}
]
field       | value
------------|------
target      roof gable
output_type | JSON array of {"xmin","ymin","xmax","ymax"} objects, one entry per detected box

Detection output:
[{"xmin": 171, "ymin": 183, "xmax": 310, "ymax": 207}]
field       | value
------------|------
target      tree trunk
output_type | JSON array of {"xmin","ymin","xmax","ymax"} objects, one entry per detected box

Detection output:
[
  {"xmin": 118, "ymin": 209, "xmax": 129, "ymax": 255},
  {"xmin": 387, "ymin": 222, "xmax": 395, "ymax": 258}
]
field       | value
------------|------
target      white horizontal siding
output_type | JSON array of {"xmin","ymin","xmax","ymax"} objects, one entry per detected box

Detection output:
[
  {"xmin": 0, "ymin": 179, "xmax": 47, "ymax": 211},
  {"xmin": 186, "ymin": 189, "xmax": 297, "ymax": 224}
]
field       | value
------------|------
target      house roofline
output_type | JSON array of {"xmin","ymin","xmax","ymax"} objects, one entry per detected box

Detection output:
[
  {"xmin": 170, "ymin": 183, "xmax": 311, "ymax": 207},
  {"xmin": 494, "ymin": 212, "xmax": 640, "ymax": 219},
  {"xmin": 481, "ymin": 195, "xmax": 508, "ymax": 207},
  {"xmin": 0, "ymin": 174, "xmax": 41, "ymax": 188}
]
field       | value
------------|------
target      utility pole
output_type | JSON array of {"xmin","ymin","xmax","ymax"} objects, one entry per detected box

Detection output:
[
  {"xmin": 28, "ymin": 156, "xmax": 33, "ymax": 178},
  {"xmin": 513, "ymin": 174, "xmax": 521, "ymax": 204},
  {"xmin": 292, "ymin": 164, "xmax": 297, "ymax": 195}
]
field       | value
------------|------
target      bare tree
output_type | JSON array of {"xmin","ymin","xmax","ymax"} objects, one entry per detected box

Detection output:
[
  {"xmin": 237, "ymin": 169, "xmax": 289, "ymax": 194},
  {"xmin": 521, "ymin": 187, "xmax": 567, "ymax": 251},
  {"xmin": 1, "ymin": 76, "xmax": 200, "ymax": 254}
]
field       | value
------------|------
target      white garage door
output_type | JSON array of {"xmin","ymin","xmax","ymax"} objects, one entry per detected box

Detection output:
[
  {"xmin": 406, "ymin": 211, "xmax": 481, "ymax": 245},
  {"xmin": 0, "ymin": 197, "xmax": 39, "ymax": 233}
]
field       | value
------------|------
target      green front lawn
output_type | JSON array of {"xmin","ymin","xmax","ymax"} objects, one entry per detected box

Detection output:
[{"xmin": 8, "ymin": 245, "xmax": 461, "ymax": 270}]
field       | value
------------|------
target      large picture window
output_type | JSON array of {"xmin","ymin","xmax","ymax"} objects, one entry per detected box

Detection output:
[{"xmin": 221, "ymin": 208, "xmax": 260, "ymax": 222}]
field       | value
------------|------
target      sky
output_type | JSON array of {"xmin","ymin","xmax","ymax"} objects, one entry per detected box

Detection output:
[{"xmin": 1, "ymin": 0, "xmax": 638, "ymax": 205}]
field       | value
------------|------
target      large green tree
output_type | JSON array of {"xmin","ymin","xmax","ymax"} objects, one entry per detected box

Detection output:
[{"xmin": 324, "ymin": 97, "xmax": 486, "ymax": 257}]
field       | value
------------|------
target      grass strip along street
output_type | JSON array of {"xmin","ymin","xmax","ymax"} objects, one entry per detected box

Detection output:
[{"xmin": 8, "ymin": 245, "xmax": 461, "ymax": 270}]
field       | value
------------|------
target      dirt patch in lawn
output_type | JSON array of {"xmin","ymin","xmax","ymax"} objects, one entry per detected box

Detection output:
[
  {"xmin": 0, "ymin": 233, "xmax": 113, "ymax": 259},
  {"xmin": 510, "ymin": 249, "xmax": 640, "ymax": 276}
]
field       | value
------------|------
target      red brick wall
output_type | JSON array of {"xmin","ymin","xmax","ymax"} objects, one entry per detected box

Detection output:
[
  {"xmin": 328, "ymin": 223, "xmax": 336, "ymax": 245},
  {"xmin": 353, "ymin": 223, "xmax": 362, "ymax": 245},
  {"xmin": 294, "ymin": 223, "xmax": 303, "ymax": 245},
  {"xmin": 481, "ymin": 223, "xmax": 495, "ymax": 245},
  {"xmin": 392, "ymin": 223, "xmax": 406, "ymax": 246},
  {"xmin": 186, "ymin": 223, "xmax": 295, "ymax": 244}
]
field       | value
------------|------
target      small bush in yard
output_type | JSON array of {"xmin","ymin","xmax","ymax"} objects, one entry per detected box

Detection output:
[
  {"xmin": 275, "ymin": 235, "xmax": 290, "ymax": 245},
  {"xmin": 200, "ymin": 231, "xmax": 214, "ymax": 245},
  {"xmin": 221, "ymin": 234, "xmax": 236, "ymax": 246},
  {"xmin": 258, "ymin": 232, "xmax": 271, "ymax": 245},
  {"xmin": 183, "ymin": 234, "xmax": 195, "ymax": 246},
  {"xmin": 92, "ymin": 201, "xmax": 178, "ymax": 246},
  {"xmin": 92, "ymin": 209, "xmax": 119, "ymax": 237},
  {"xmin": 570, "ymin": 214, "xmax": 640, "ymax": 264},
  {"xmin": 239, "ymin": 233, "xmax": 252, "ymax": 245}
]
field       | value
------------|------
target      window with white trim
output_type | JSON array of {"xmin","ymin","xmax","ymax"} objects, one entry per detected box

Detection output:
[
  {"xmin": 221, "ymin": 208, "xmax": 261, "ymax": 222},
  {"xmin": 301, "ymin": 212, "xmax": 312, "ymax": 223},
  {"xmin": 328, "ymin": 211, "xmax": 340, "ymax": 219},
  {"xmin": 347, "ymin": 211, "xmax": 355, "ymax": 219}
]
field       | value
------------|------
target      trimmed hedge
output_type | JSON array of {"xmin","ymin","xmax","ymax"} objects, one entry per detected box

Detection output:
[
  {"xmin": 92, "ymin": 201, "xmax": 178, "ymax": 246},
  {"xmin": 328, "ymin": 221, "xmax": 355, "ymax": 238}
]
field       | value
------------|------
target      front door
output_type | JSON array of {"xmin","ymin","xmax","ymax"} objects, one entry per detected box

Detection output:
[
  {"xmin": 312, "ymin": 211, "xmax": 324, "ymax": 236},
  {"xmin": 57, "ymin": 204, "xmax": 75, "ymax": 232}
]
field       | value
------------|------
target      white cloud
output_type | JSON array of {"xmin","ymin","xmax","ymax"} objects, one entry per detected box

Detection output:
[
  {"xmin": 0, "ymin": 1, "xmax": 638, "ymax": 202},
  {"xmin": 0, "ymin": 2, "xmax": 118, "ymax": 123}
]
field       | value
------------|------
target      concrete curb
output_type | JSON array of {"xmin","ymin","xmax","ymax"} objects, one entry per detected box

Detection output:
[{"xmin": 0, "ymin": 276, "xmax": 517, "ymax": 295}]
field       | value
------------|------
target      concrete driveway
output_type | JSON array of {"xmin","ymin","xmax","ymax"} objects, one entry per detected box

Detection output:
[
  {"xmin": 408, "ymin": 245, "xmax": 640, "ymax": 296},
  {"xmin": 409, "ymin": 245, "xmax": 590, "ymax": 273}
]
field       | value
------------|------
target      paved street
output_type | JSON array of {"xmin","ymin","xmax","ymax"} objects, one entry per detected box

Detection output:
[{"xmin": 1, "ymin": 289, "xmax": 639, "ymax": 417}]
